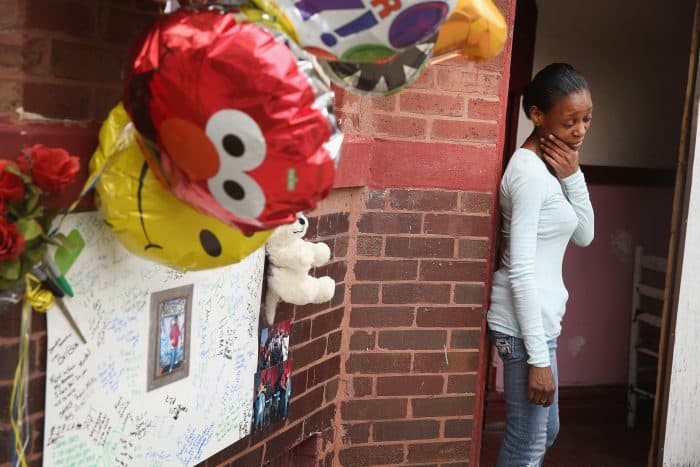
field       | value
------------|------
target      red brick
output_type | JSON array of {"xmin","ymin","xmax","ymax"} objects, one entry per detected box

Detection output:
[
  {"xmin": 207, "ymin": 436, "xmax": 250, "ymax": 465},
  {"xmin": 0, "ymin": 80, "xmax": 19, "ymax": 115},
  {"xmin": 308, "ymin": 355, "xmax": 341, "ymax": 387},
  {"xmin": 304, "ymin": 216, "xmax": 320, "ymax": 239},
  {"xmin": 445, "ymin": 418, "xmax": 474, "ymax": 438},
  {"xmin": 317, "ymin": 212, "xmax": 350, "ymax": 237},
  {"xmin": 382, "ymin": 284, "xmax": 451, "ymax": 305},
  {"xmin": 432, "ymin": 119, "xmax": 498, "ymax": 143},
  {"xmin": 0, "ymin": 33, "xmax": 22, "ymax": 69},
  {"xmin": 341, "ymin": 398, "xmax": 407, "ymax": 420},
  {"xmin": 102, "ymin": 5, "xmax": 158, "ymax": 44},
  {"xmin": 26, "ymin": 0, "xmax": 98, "ymax": 37},
  {"xmin": 424, "ymin": 214, "xmax": 490, "ymax": 236},
  {"xmin": 407, "ymin": 441, "xmax": 470, "ymax": 463},
  {"xmin": 315, "ymin": 260, "xmax": 347, "ymax": 283},
  {"xmin": 295, "ymin": 301, "xmax": 332, "ymax": 320},
  {"xmin": 437, "ymin": 68, "xmax": 478, "ymax": 92},
  {"xmin": 311, "ymin": 307, "xmax": 344, "ymax": 339},
  {"xmin": 353, "ymin": 377, "xmax": 373, "ymax": 397},
  {"xmin": 331, "ymin": 283, "xmax": 346, "ymax": 308},
  {"xmin": 338, "ymin": 444, "xmax": 405, "ymax": 466},
  {"xmin": 325, "ymin": 377, "xmax": 339, "ymax": 402},
  {"xmin": 357, "ymin": 236, "xmax": 383, "ymax": 256},
  {"xmin": 354, "ymin": 260, "xmax": 418, "ymax": 281},
  {"xmin": 372, "ymin": 95, "xmax": 396, "ymax": 111},
  {"xmin": 376, "ymin": 375, "xmax": 444, "ymax": 396},
  {"xmin": 451, "ymin": 329, "xmax": 481, "ymax": 349},
  {"xmin": 373, "ymin": 420, "xmax": 441, "ymax": 441},
  {"xmin": 419, "ymin": 260, "xmax": 486, "ymax": 282},
  {"xmin": 327, "ymin": 330, "xmax": 342, "ymax": 354},
  {"xmin": 350, "ymin": 284, "xmax": 379, "ymax": 304},
  {"xmin": 230, "ymin": 446, "xmax": 263, "ymax": 467},
  {"xmin": 342, "ymin": 423, "xmax": 371, "ymax": 444},
  {"xmin": 399, "ymin": 92, "xmax": 464, "ymax": 117},
  {"xmin": 290, "ymin": 319, "xmax": 311, "ymax": 347},
  {"xmin": 408, "ymin": 67, "xmax": 435, "ymax": 89},
  {"xmin": 385, "ymin": 237, "xmax": 454, "ymax": 258},
  {"xmin": 293, "ymin": 336, "xmax": 327, "ymax": 369},
  {"xmin": 378, "ymin": 330, "xmax": 447, "ymax": 350},
  {"xmin": 263, "ymin": 423, "xmax": 304, "ymax": 464},
  {"xmin": 461, "ymin": 192, "xmax": 493, "ymax": 214},
  {"xmin": 413, "ymin": 352, "xmax": 479, "ymax": 373},
  {"xmin": 416, "ymin": 307, "xmax": 482, "ymax": 328},
  {"xmin": 357, "ymin": 212, "xmax": 422, "ymax": 234},
  {"xmin": 289, "ymin": 386, "xmax": 325, "ymax": 422},
  {"xmin": 92, "ymin": 86, "xmax": 123, "ymax": 122},
  {"xmin": 469, "ymin": 98, "xmax": 501, "ymax": 120},
  {"xmin": 373, "ymin": 114, "xmax": 427, "ymax": 139},
  {"xmin": 350, "ymin": 307, "xmax": 414, "ymax": 328},
  {"xmin": 458, "ymin": 239, "xmax": 489, "ymax": 259},
  {"xmin": 304, "ymin": 403, "xmax": 336, "ymax": 437},
  {"xmin": 292, "ymin": 369, "xmax": 308, "ymax": 396},
  {"xmin": 389, "ymin": 190, "xmax": 458, "ymax": 211},
  {"xmin": 23, "ymin": 82, "xmax": 90, "ymax": 120},
  {"xmin": 335, "ymin": 236, "xmax": 349, "ymax": 257},
  {"xmin": 447, "ymin": 374, "xmax": 477, "ymax": 394},
  {"xmin": 0, "ymin": 338, "xmax": 19, "ymax": 379},
  {"xmin": 346, "ymin": 353, "xmax": 411, "ymax": 374},
  {"xmin": 365, "ymin": 190, "xmax": 387, "ymax": 209},
  {"xmin": 454, "ymin": 284, "xmax": 485, "ymax": 305},
  {"xmin": 412, "ymin": 395, "xmax": 474, "ymax": 417},
  {"xmin": 51, "ymin": 40, "xmax": 125, "ymax": 82},
  {"xmin": 349, "ymin": 331, "xmax": 376, "ymax": 351}
]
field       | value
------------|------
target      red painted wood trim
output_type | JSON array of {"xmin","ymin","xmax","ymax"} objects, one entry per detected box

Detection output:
[{"xmin": 471, "ymin": 0, "xmax": 519, "ymax": 464}]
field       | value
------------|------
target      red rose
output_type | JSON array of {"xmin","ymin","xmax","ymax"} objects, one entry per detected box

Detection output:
[
  {"xmin": 0, "ymin": 160, "xmax": 25, "ymax": 201},
  {"xmin": 19, "ymin": 145, "xmax": 80, "ymax": 192},
  {"xmin": 0, "ymin": 218, "xmax": 24, "ymax": 260}
]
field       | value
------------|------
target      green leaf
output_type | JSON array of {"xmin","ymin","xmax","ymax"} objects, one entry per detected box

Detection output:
[
  {"xmin": 0, "ymin": 259, "xmax": 21, "ymax": 280},
  {"xmin": 16, "ymin": 218, "xmax": 42, "ymax": 241},
  {"xmin": 26, "ymin": 191, "xmax": 41, "ymax": 214},
  {"xmin": 0, "ymin": 277, "xmax": 19, "ymax": 290},
  {"xmin": 51, "ymin": 233, "xmax": 77, "ymax": 250},
  {"xmin": 4, "ymin": 163, "xmax": 31, "ymax": 184},
  {"xmin": 24, "ymin": 245, "xmax": 46, "ymax": 264}
]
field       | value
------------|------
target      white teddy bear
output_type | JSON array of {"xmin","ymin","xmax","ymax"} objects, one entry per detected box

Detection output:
[{"xmin": 264, "ymin": 213, "xmax": 336, "ymax": 325}]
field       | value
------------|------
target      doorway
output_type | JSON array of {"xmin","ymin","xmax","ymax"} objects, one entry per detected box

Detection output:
[{"xmin": 480, "ymin": 0, "xmax": 696, "ymax": 465}]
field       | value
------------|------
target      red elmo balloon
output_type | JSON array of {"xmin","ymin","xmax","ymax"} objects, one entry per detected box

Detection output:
[{"xmin": 125, "ymin": 9, "xmax": 336, "ymax": 232}]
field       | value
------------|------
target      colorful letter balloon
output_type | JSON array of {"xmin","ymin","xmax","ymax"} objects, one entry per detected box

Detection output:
[
  {"xmin": 92, "ymin": 103, "xmax": 272, "ymax": 271},
  {"xmin": 317, "ymin": 34, "xmax": 435, "ymax": 96},
  {"xmin": 251, "ymin": 0, "xmax": 457, "ymax": 63},
  {"xmin": 432, "ymin": 0, "xmax": 507, "ymax": 63},
  {"xmin": 125, "ymin": 9, "xmax": 341, "ymax": 233}
]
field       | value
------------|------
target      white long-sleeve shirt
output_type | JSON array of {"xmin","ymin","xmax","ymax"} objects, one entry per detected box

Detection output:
[{"xmin": 488, "ymin": 148, "xmax": 594, "ymax": 367}]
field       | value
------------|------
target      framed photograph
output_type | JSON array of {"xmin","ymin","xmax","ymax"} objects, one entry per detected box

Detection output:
[
  {"xmin": 258, "ymin": 320, "xmax": 290, "ymax": 371},
  {"xmin": 251, "ymin": 359, "xmax": 293, "ymax": 434},
  {"xmin": 147, "ymin": 284, "xmax": 194, "ymax": 392}
]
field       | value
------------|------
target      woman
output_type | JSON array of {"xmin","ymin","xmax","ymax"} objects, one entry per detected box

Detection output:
[{"xmin": 488, "ymin": 63, "xmax": 595, "ymax": 466}]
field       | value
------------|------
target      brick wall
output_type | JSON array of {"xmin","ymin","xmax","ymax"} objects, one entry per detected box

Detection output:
[
  {"xmin": 204, "ymin": 190, "xmax": 352, "ymax": 467},
  {"xmin": 336, "ymin": 188, "xmax": 492, "ymax": 467}
]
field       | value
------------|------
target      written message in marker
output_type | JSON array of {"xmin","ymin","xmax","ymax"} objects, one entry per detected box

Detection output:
[{"xmin": 44, "ymin": 212, "xmax": 263, "ymax": 467}]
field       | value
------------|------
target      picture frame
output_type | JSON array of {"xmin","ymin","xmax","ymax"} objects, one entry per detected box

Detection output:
[{"xmin": 147, "ymin": 284, "xmax": 194, "ymax": 392}]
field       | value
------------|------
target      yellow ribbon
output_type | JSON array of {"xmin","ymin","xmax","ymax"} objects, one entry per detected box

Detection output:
[
  {"xmin": 9, "ymin": 274, "xmax": 56, "ymax": 466},
  {"xmin": 24, "ymin": 273, "xmax": 55, "ymax": 313}
]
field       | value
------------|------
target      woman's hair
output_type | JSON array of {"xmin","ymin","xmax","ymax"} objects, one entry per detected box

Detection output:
[{"xmin": 522, "ymin": 63, "xmax": 589, "ymax": 119}]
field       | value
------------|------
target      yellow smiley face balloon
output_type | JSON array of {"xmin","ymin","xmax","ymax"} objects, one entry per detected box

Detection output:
[{"xmin": 90, "ymin": 103, "xmax": 271, "ymax": 271}]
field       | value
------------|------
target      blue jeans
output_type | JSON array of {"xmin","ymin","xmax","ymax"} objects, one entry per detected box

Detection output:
[{"xmin": 491, "ymin": 331, "xmax": 559, "ymax": 467}]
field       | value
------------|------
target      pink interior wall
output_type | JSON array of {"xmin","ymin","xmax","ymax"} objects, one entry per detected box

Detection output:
[
  {"xmin": 494, "ymin": 184, "xmax": 673, "ymax": 389},
  {"xmin": 558, "ymin": 184, "xmax": 673, "ymax": 386}
]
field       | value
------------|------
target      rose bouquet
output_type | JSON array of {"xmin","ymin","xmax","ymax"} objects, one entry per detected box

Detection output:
[{"xmin": 0, "ymin": 145, "xmax": 80, "ymax": 290}]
